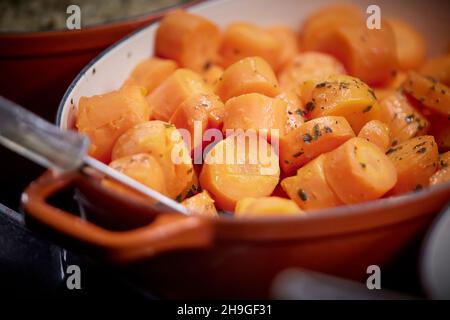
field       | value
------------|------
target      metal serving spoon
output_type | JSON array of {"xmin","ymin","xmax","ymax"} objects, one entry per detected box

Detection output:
[{"xmin": 0, "ymin": 96, "xmax": 187, "ymax": 215}]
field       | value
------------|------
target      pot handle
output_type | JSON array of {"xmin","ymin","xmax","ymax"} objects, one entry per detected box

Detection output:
[{"xmin": 21, "ymin": 171, "xmax": 213, "ymax": 263}]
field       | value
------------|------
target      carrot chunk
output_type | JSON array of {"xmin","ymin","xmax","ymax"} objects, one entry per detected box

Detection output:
[
  {"xmin": 182, "ymin": 190, "xmax": 218, "ymax": 217},
  {"xmin": 420, "ymin": 54, "xmax": 450, "ymax": 87},
  {"xmin": 267, "ymin": 25, "xmax": 298, "ymax": 70},
  {"xmin": 220, "ymin": 22, "xmax": 283, "ymax": 71},
  {"xmin": 358, "ymin": 120, "xmax": 391, "ymax": 152},
  {"xmin": 155, "ymin": 10, "xmax": 221, "ymax": 72},
  {"xmin": 386, "ymin": 18, "xmax": 426, "ymax": 71},
  {"xmin": 402, "ymin": 71, "xmax": 450, "ymax": 117},
  {"xmin": 111, "ymin": 121, "xmax": 196, "ymax": 200},
  {"xmin": 169, "ymin": 93, "xmax": 224, "ymax": 152},
  {"xmin": 216, "ymin": 56, "xmax": 280, "ymax": 102},
  {"xmin": 122, "ymin": 58, "xmax": 177, "ymax": 94},
  {"xmin": 76, "ymin": 85, "xmax": 151, "ymax": 163},
  {"xmin": 306, "ymin": 75, "xmax": 380, "ymax": 133},
  {"xmin": 386, "ymin": 135, "xmax": 439, "ymax": 195},
  {"xmin": 279, "ymin": 116, "xmax": 355, "ymax": 175},
  {"xmin": 199, "ymin": 134, "xmax": 280, "ymax": 211},
  {"xmin": 324, "ymin": 137, "xmax": 397, "ymax": 204},
  {"xmin": 223, "ymin": 93, "xmax": 286, "ymax": 140},
  {"xmin": 147, "ymin": 68, "xmax": 211, "ymax": 121},
  {"xmin": 281, "ymin": 154, "xmax": 343, "ymax": 210}
]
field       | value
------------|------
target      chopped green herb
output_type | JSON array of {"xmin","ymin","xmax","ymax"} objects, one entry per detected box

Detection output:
[
  {"xmin": 362, "ymin": 105, "xmax": 372, "ymax": 113},
  {"xmin": 295, "ymin": 108, "xmax": 304, "ymax": 116},
  {"xmin": 324, "ymin": 126, "xmax": 333, "ymax": 133},
  {"xmin": 297, "ymin": 189, "xmax": 308, "ymax": 201},
  {"xmin": 360, "ymin": 163, "xmax": 367, "ymax": 169},
  {"xmin": 293, "ymin": 151, "xmax": 304, "ymax": 158},
  {"xmin": 391, "ymin": 140, "xmax": 398, "ymax": 147},
  {"xmin": 164, "ymin": 123, "xmax": 175, "ymax": 128},
  {"xmin": 175, "ymin": 194, "xmax": 182, "ymax": 202},
  {"xmin": 313, "ymin": 124, "xmax": 321, "ymax": 140},
  {"xmin": 303, "ymin": 133, "xmax": 312, "ymax": 144},
  {"xmin": 305, "ymin": 101, "xmax": 315, "ymax": 113},
  {"xmin": 315, "ymin": 82, "xmax": 327, "ymax": 88},
  {"xmin": 416, "ymin": 147, "xmax": 427, "ymax": 154}
]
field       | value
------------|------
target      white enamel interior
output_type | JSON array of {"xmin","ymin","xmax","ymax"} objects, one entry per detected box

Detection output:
[{"xmin": 59, "ymin": 0, "xmax": 450, "ymax": 129}]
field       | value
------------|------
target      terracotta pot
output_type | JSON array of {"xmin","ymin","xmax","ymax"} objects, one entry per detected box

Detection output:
[
  {"xmin": 0, "ymin": 1, "xmax": 195, "ymax": 121},
  {"xmin": 21, "ymin": 0, "xmax": 450, "ymax": 299}
]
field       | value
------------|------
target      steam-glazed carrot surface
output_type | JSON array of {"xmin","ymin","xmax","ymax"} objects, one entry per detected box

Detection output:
[{"xmin": 76, "ymin": 6, "xmax": 450, "ymax": 217}]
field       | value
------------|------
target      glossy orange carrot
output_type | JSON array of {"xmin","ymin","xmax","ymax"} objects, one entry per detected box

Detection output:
[
  {"xmin": 278, "ymin": 52, "xmax": 346, "ymax": 95},
  {"xmin": 316, "ymin": 20, "xmax": 398, "ymax": 86},
  {"xmin": 378, "ymin": 91, "xmax": 429, "ymax": 145},
  {"xmin": 216, "ymin": 56, "xmax": 280, "ymax": 102},
  {"xmin": 386, "ymin": 135, "xmax": 439, "ymax": 195},
  {"xmin": 169, "ymin": 93, "xmax": 225, "ymax": 152},
  {"xmin": 199, "ymin": 134, "xmax": 280, "ymax": 211},
  {"xmin": 155, "ymin": 10, "xmax": 221, "ymax": 72},
  {"xmin": 279, "ymin": 116, "xmax": 355, "ymax": 175},
  {"xmin": 357, "ymin": 120, "xmax": 391, "ymax": 152},
  {"xmin": 300, "ymin": 4, "xmax": 364, "ymax": 51},
  {"xmin": 202, "ymin": 64, "xmax": 224, "ymax": 89},
  {"xmin": 111, "ymin": 120, "xmax": 196, "ymax": 200},
  {"xmin": 324, "ymin": 137, "xmax": 397, "ymax": 204},
  {"xmin": 147, "ymin": 68, "xmax": 211, "ymax": 121},
  {"xmin": 276, "ymin": 90, "xmax": 305, "ymax": 134},
  {"xmin": 105, "ymin": 153, "xmax": 167, "ymax": 203},
  {"xmin": 223, "ymin": 93, "xmax": 286, "ymax": 140},
  {"xmin": 281, "ymin": 154, "xmax": 343, "ymax": 210},
  {"xmin": 220, "ymin": 22, "xmax": 283, "ymax": 71},
  {"xmin": 373, "ymin": 71, "xmax": 407, "ymax": 100},
  {"xmin": 386, "ymin": 18, "xmax": 426, "ymax": 71},
  {"xmin": 420, "ymin": 54, "xmax": 450, "ymax": 86},
  {"xmin": 305, "ymin": 75, "xmax": 380, "ymax": 133},
  {"xmin": 182, "ymin": 190, "xmax": 218, "ymax": 217},
  {"xmin": 267, "ymin": 25, "xmax": 298, "ymax": 70},
  {"xmin": 76, "ymin": 85, "xmax": 151, "ymax": 163},
  {"xmin": 122, "ymin": 58, "xmax": 177, "ymax": 94},
  {"xmin": 402, "ymin": 71, "xmax": 450, "ymax": 117},
  {"xmin": 235, "ymin": 197, "xmax": 303, "ymax": 218}
]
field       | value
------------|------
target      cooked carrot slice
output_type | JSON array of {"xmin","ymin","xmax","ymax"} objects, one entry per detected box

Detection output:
[
  {"xmin": 276, "ymin": 90, "xmax": 305, "ymax": 134},
  {"xmin": 216, "ymin": 56, "xmax": 280, "ymax": 102},
  {"xmin": 300, "ymin": 4, "xmax": 364, "ymax": 51},
  {"xmin": 386, "ymin": 135, "xmax": 439, "ymax": 195},
  {"xmin": 316, "ymin": 21, "xmax": 398, "ymax": 86},
  {"xmin": 202, "ymin": 64, "xmax": 224, "ymax": 89},
  {"xmin": 235, "ymin": 197, "xmax": 303, "ymax": 218},
  {"xmin": 220, "ymin": 22, "xmax": 283, "ymax": 71},
  {"xmin": 429, "ymin": 168, "xmax": 450, "ymax": 186},
  {"xmin": 281, "ymin": 154, "xmax": 343, "ymax": 210},
  {"xmin": 76, "ymin": 85, "xmax": 151, "ymax": 163},
  {"xmin": 111, "ymin": 121, "xmax": 195, "ymax": 200},
  {"xmin": 324, "ymin": 137, "xmax": 397, "ymax": 204},
  {"xmin": 438, "ymin": 151, "xmax": 450, "ymax": 170},
  {"xmin": 306, "ymin": 75, "xmax": 380, "ymax": 133},
  {"xmin": 182, "ymin": 190, "xmax": 218, "ymax": 217},
  {"xmin": 147, "ymin": 68, "xmax": 211, "ymax": 121},
  {"xmin": 279, "ymin": 116, "xmax": 355, "ymax": 175},
  {"xmin": 278, "ymin": 52, "xmax": 346, "ymax": 95},
  {"xmin": 386, "ymin": 18, "xmax": 426, "ymax": 71},
  {"xmin": 122, "ymin": 58, "xmax": 177, "ymax": 94},
  {"xmin": 199, "ymin": 134, "xmax": 280, "ymax": 211},
  {"xmin": 169, "ymin": 92, "xmax": 224, "ymax": 152},
  {"xmin": 420, "ymin": 54, "xmax": 450, "ymax": 87},
  {"xmin": 223, "ymin": 93, "xmax": 286, "ymax": 140},
  {"xmin": 267, "ymin": 25, "xmax": 298, "ymax": 71},
  {"xmin": 402, "ymin": 71, "xmax": 450, "ymax": 117},
  {"xmin": 378, "ymin": 91, "xmax": 429, "ymax": 145},
  {"xmin": 105, "ymin": 153, "xmax": 167, "ymax": 203},
  {"xmin": 155, "ymin": 10, "xmax": 221, "ymax": 72},
  {"xmin": 357, "ymin": 120, "xmax": 391, "ymax": 152}
]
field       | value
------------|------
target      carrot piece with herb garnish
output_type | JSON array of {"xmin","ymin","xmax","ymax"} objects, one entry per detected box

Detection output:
[
  {"xmin": 324, "ymin": 137, "xmax": 397, "ymax": 204},
  {"xmin": 281, "ymin": 154, "xmax": 343, "ymax": 210},
  {"xmin": 182, "ymin": 190, "xmax": 218, "ymax": 217},
  {"xmin": 386, "ymin": 135, "xmax": 439, "ymax": 195},
  {"xmin": 279, "ymin": 116, "xmax": 355, "ymax": 175}
]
